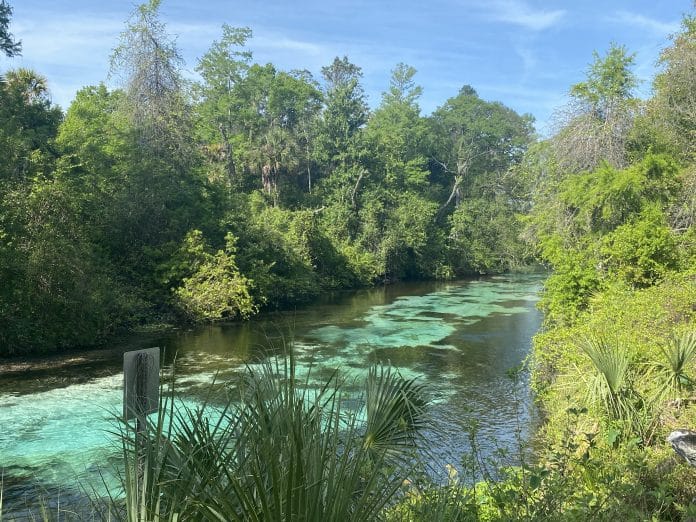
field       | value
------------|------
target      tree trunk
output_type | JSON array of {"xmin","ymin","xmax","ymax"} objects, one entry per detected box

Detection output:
[
  {"xmin": 219, "ymin": 124, "xmax": 236, "ymax": 184},
  {"xmin": 351, "ymin": 168, "xmax": 366, "ymax": 208},
  {"xmin": 437, "ymin": 174, "xmax": 463, "ymax": 218}
]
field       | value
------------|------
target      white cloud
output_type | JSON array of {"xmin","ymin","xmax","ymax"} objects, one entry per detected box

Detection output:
[
  {"xmin": 484, "ymin": 0, "xmax": 566, "ymax": 31},
  {"xmin": 9, "ymin": 13, "xmax": 124, "ymax": 107},
  {"xmin": 610, "ymin": 11, "xmax": 680, "ymax": 36}
]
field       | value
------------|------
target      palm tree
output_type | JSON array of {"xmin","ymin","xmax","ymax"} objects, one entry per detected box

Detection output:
[
  {"xmin": 581, "ymin": 335, "xmax": 634, "ymax": 422},
  {"xmin": 4, "ymin": 68, "xmax": 50, "ymax": 105}
]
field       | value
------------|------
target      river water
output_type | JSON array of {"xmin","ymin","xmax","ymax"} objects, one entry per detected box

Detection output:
[{"xmin": 0, "ymin": 273, "xmax": 543, "ymax": 516}]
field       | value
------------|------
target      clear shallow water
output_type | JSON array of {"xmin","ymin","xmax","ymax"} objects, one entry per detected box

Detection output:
[{"xmin": 0, "ymin": 273, "xmax": 543, "ymax": 515}]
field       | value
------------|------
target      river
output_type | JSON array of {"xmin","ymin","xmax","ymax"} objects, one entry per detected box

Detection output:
[{"xmin": 0, "ymin": 273, "xmax": 543, "ymax": 517}]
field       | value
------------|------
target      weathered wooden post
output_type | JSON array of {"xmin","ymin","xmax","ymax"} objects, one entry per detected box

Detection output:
[{"xmin": 123, "ymin": 348, "xmax": 160, "ymax": 492}]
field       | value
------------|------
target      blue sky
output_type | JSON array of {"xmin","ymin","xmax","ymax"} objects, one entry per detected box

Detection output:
[{"xmin": 4, "ymin": 0, "xmax": 692, "ymax": 134}]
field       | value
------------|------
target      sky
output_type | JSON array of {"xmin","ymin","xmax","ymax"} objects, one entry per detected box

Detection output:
[{"xmin": 3, "ymin": 0, "xmax": 693, "ymax": 135}]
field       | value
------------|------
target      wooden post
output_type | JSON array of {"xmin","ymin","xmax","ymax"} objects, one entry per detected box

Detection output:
[{"xmin": 123, "ymin": 348, "xmax": 160, "ymax": 495}]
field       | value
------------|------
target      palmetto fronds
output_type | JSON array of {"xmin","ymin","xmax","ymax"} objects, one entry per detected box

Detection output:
[
  {"xmin": 363, "ymin": 365, "xmax": 428, "ymax": 460},
  {"xmin": 112, "ymin": 356, "xmax": 430, "ymax": 521},
  {"xmin": 581, "ymin": 335, "xmax": 634, "ymax": 421},
  {"xmin": 654, "ymin": 331, "xmax": 696, "ymax": 403}
]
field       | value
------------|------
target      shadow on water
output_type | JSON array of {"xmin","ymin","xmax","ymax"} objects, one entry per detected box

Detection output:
[{"xmin": 0, "ymin": 273, "xmax": 545, "ymax": 515}]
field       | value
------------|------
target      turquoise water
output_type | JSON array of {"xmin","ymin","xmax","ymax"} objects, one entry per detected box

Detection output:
[{"xmin": 0, "ymin": 273, "xmax": 543, "ymax": 515}]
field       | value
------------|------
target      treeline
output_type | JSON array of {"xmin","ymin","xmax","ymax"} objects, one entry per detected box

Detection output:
[{"xmin": 0, "ymin": 1, "xmax": 536, "ymax": 355}]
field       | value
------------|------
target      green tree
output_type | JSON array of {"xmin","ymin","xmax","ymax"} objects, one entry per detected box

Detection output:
[
  {"xmin": 429, "ymin": 86, "xmax": 534, "ymax": 274},
  {"xmin": 0, "ymin": 0, "xmax": 20, "ymax": 57},
  {"xmin": 531, "ymin": 154, "xmax": 682, "ymax": 321},
  {"xmin": 0, "ymin": 77, "xmax": 137, "ymax": 353},
  {"xmin": 236, "ymin": 64, "xmax": 322, "ymax": 203},
  {"xmin": 352, "ymin": 64, "xmax": 444, "ymax": 280},
  {"xmin": 54, "ymin": 2, "xmax": 211, "ymax": 309},
  {"xmin": 194, "ymin": 24, "xmax": 253, "ymax": 185},
  {"xmin": 196, "ymin": 35, "xmax": 323, "ymax": 204},
  {"xmin": 600, "ymin": 205, "xmax": 679, "ymax": 288},
  {"xmin": 172, "ymin": 231, "xmax": 256, "ymax": 322},
  {"xmin": 366, "ymin": 63, "xmax": 429, "ymax": 193},
  {"xmin": 430, "ymin": 85, "xmax": 534, "ymax": 213},
  {"xmin": 0, "ymin": 68, "xmax": 62, "ymax": 182},
  {"xmin": 449, "ymin": 196, "xmax": 529, "ymax": 273},
  {"xmin": 316, "ymin": 56, "xmax": 369, "ymax": 191}
]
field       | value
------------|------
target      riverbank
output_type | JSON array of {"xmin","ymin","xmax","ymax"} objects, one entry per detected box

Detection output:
[
  {"xmin": 1, "ymin": 267, "xmax": 546, "ymax": 364},
  {"xmin": 527, "ymin": 273, "xmax": 696, "ymax": 518}
]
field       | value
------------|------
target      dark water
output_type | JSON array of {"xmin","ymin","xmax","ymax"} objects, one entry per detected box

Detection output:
[{"xmin": 0, "ymin": 273, "xmax": 543, "ymax": 516}]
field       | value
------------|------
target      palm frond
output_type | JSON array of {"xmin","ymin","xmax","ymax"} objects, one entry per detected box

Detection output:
[
  {"xmin": 655, "ymin": 331, "xmax": 696, "ymax": 402},
  {"xmin": 363, "ymin": 365, "xmax": 428, "ymax": 461},
  {"xmin": 581, "ymin": 335, "xmax": 633, "ymax": 421}
]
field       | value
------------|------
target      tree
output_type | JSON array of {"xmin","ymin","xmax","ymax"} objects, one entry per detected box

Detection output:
[
  {"xmin": 317, "ymin": 56, "xmax": 369, "ymax": 178},
  {"xmin": 429, "ymin": 85, "xmax": 534, "ymax": 213},
  {"xmin": 79, "ymin": 1, "xmax": 210, "ymax": 301},
  {"xmin": 449, "ymin": 195, "xmax": 529, "ymax": 273},
  {"xmin": 110, "ymin": 0, "xmax": 189, "ymax": 156},
  {"xmin": 195, "ymin": 30, "xmax": 323, "ymax": 202},
  {"xmin": 234, "ymin": 64, "xmax": 322, "ymax": 202},
  {"xmin": 429, "ymin": 86, "xmax": 534, "ymax": 274},
  {"xmin": 354, "ymin": 64, "xmax": 442, "ymax": 280},
  {"xmin": 194, "ymin": 24, "xmax": 253, "ymax": 184},
  {"xmin": 0, "ymin": 76, "xmax": 131, "ymax": 354},
  {"xmin": 366, "ymin": 63, "xmax": 429, "ymax": 192},
  {"xmin": 600, "ymin": 205, "xmax": 679, "ymax": 288},
  {"xmin": 652, "ymin": 14, "xmax": 696, "ymax": 160},
  {"xmin": 173, "ymin": 231, "xmax": 256, "ymax": 322},
  {"xmin": 0, "ymin": 68, "xmax": 62, "ymax": 181},
  {"xmin": 0, "ymin": 0, "xmax": 20, "ymax": 57},
  {"xmin": 552, "ymin": 43, "xmax": 638, "ymax": 172},
  {"xmin": 530, "ymin": 153, "xmax": 682, "ymax": 321}
]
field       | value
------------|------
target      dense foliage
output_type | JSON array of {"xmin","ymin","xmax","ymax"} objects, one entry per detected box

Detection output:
[
  {"xmin": 1, "ymin": 0, "xmax": 695, "ymax": 519},
  {"xmin": 0, "ymin": 0, "xmax": 536, "ymax": 356},
  {"xmin": 517, "ymin": 11, "xmax": 696, "ymax": 520}
]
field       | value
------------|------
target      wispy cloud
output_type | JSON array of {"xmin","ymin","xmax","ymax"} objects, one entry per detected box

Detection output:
[
  {"xmin": 610, "ymin": 11, "xmax": 680, "ymax": 36},
  {"xmin": 14, "ymin": 16, "xmax": 121, "ymax": 64},
  {"xmin": 169, "ymin": 21, "xmax": 220, "ymax": 37},
  {"xmin": 254, "ymin": 34, "xmax": 325, "ymax": 56},
  {"xmin": 514, "ymin": 44, "xmax": 537, "ymax": 81},
  {"xmin": 9, "ymin": 13, "xmax": 123, "ymax": 106},
  {"xmin": 484, "ymin": 0, "xmax": 566, "ymax": 31}
]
